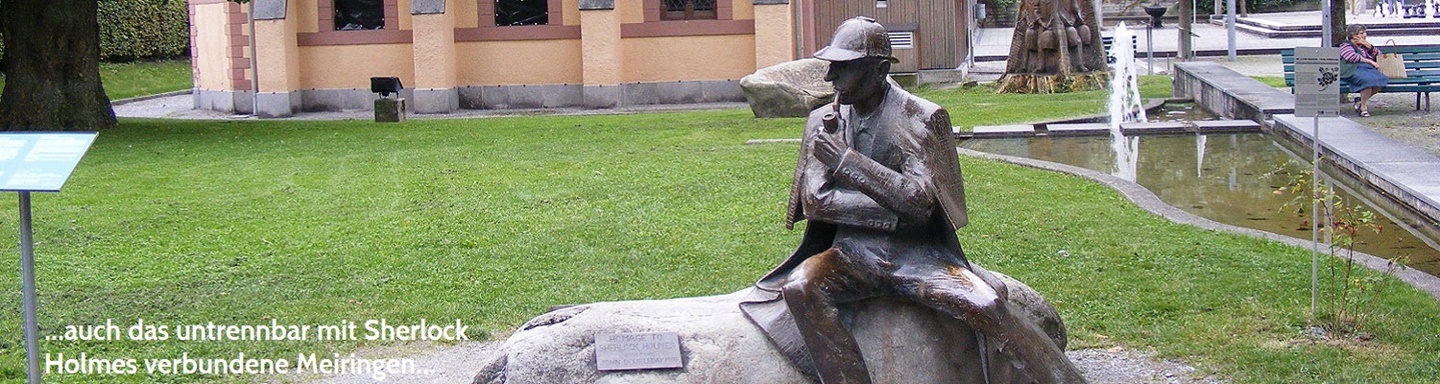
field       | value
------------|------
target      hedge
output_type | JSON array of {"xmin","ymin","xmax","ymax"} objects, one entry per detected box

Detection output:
[
  {"xmin": 1197, "ymin": 0, "xmax": 1314, "ymax": 14},
  {"xmin": 0, "ymin": 0, "xmax": 189, "ymax": 66},
  {"xmin": 98, "ymin": 0, "xmax": 190, "ymax": 61}
]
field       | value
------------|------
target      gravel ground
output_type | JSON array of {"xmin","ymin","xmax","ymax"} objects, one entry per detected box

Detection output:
[
  {"xmin": 1344, "ymin": 93, "xmax": 1440, "ymax": 158},
  {"xmin": 1194, "ymin": 54, "xmax": 1440, "ymax": 159}
]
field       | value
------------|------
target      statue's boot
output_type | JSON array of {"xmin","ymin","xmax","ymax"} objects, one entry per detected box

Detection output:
[{"xmin": 921, "ymin": 267, "xmax": 1088, "ymax": 384}]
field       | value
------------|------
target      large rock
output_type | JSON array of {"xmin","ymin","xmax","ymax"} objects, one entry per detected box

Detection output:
[
  {"xmin": 473, "ymin": 274, "xmax": 1066, "ymax": 384},
  {"xmin": 740, "ymin": 59, "xmax": 835, "ymax": 118}
]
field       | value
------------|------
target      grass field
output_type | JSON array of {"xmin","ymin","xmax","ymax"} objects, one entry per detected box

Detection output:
[
  {"xmin": 0, "ymin": 66, "xmax": 1435, "ymax": 383},
  {"xmin": 0, "ymin": 59, "xmax": 191, "ymax": 102}
]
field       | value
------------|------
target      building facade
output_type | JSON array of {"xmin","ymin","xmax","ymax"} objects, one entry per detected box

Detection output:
[{"xmin": 189, "ymin": 0, "xmax": 973, "ymax": 117}]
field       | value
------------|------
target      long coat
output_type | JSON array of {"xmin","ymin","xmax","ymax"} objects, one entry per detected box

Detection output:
[{"xmin": 738, "ymin": 84, "xmax": 972, "ymax": 377}]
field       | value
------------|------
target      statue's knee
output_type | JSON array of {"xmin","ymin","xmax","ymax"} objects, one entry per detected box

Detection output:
[
  {"xmin": 923, "ymin": 278, "xmax": 1005, "ymax": 325},
  {"xmin": 974, "ymin": 295, "xmax": 1005, "ymax": 323},
  {"xmin": 781, "ymin": 274, "xmax": 813, "ymax": 300}
]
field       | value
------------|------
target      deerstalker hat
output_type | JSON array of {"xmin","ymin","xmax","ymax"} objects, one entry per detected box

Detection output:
[{"xmin": 814, "ymin": 16, "xmax": 898, "ymax": 63}]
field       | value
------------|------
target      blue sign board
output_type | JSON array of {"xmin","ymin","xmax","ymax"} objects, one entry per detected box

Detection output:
[{"xmin": 0, "ymin": 133, "xmax": 98, "ymax": 192}]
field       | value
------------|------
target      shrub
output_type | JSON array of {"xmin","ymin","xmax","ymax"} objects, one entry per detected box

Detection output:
[
  {"xmin": 1197, "ymin": 0, "xmax": 1314, "ymax": 14},
  {"xmin": 98, "ymin": 0, "xmax": 190, "ymax": 61}
]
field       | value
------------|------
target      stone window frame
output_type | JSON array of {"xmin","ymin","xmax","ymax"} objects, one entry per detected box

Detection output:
[
  {"xmin": 299, "ymin": 0, "xmax": 413, "ymax": 46},
  {"xmin": 660, "ymin": 0, "xmax": 717, "ymax": 20},
  {"xmin": 621, "ymin": 0, "xmax": 753, "ymax": 38},
  {"xmin": 455, "ymin": 0, "xmax": 581, "ymax": 41}
]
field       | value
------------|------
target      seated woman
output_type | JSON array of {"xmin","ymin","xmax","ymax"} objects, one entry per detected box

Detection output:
[{"xmin": 1339, "ymin": 24, "xmax": 1388, "ymax": 117}]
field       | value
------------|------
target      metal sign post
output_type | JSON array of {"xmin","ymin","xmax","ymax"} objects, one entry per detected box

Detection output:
[
  {"xmin": 1227, "ymin": 0, "xmax": 1237, "ymax": 61},
  {"xmin": 1292, "ymin": 48, "xmax": 1340, "ymax": 315},
  {"xmin": 0, "ymin": 132, "xmax": 99, "ymax": 384},
  {"xmin": 19, "ymin": 191, "xmax": 39, "ymax": 383}
]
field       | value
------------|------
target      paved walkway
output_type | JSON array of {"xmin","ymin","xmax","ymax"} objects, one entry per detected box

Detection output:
[{"xmin": 976, "ymin": 10, "xmax": 1440, "ymax": 61}]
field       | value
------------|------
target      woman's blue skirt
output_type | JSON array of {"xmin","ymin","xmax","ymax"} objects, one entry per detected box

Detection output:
[{"xmin": 1347, "ymin": 63, "xmax": 1390, "ymax": 90}]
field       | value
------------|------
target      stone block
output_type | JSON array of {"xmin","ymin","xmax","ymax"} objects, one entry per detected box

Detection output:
[
  {"xmin": 375, "ymin": 98, "xmax": 406, "ymax": 122},
  {"xmin": 254, "ymin": 0, "xmax": 287, "ymax": 20},
  {"xmin": 658, "ymin": 81, "xmax": 704, "ymax": 104},
  {"xmin": 458, "ymin": 87, "xmax": 486, "ymax": 109},
  {"xmin": 584, "ymin": 85, "xmax": 621, "ymax": 109},
  {"xmin": 254, "ymin": 92, "xmax": 296, "ymax": 118},
  {"xmin": 474, "ymin": 274, "xmax": 1066, "ymax": 384},
  {"xmin": 1191, "ymin": 120, "xmax": 1261, "ymax": 133},
  {"xmin": 480, "ymin": 86, "xmax": 510, "ymax": 109},
  {"xmin": 509, "ymin": 86, "xmax": 546, "ymax": 109},
  {"xmin": 973, "ymin": 124, "xmax": 1037, "ymax": 138},
  {"xmin": 700, "ymin": 80, "xmax": 745, "ymax": 102},
  {"xmin": 541, "ymin": 85, "xmax": 584, "ymax": 108},
  {"xmin": 623, "ymin": 83, "xmax": 660, "ymax": 106},
  {"xmin": 1119, "ymin": 122, "xmax": 1187, "ymax": 135},
  {"xmin": 411, "ymin": 0, "xmax": 446, "ymax": 14},
  {"xmin": 413, "ymin": 88, "xmax": 459, "ymax": 114},
  {"xmin": 302, "ymin": 89, "xmax": 343, "ymax": 112},
  {"xmin": 1044, "ymin": 123, "xmax": 1111, "ymax": 136},
  {"xmin": 579, "ymin": 0, "xmax": 616, "ymax": 10},
  {"xmin": 740, "ymin": 58, "xmax": 834, "ymax": 117}
]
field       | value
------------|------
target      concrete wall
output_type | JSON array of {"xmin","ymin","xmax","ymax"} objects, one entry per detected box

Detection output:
[{"xmin": 1172, "ymin": 61, "xmax": 1294, "ymax": 123}]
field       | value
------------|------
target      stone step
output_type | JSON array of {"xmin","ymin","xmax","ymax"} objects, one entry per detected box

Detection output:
[
  {"xmin": 964, "ymin": 119, "xmax": 1262, "ymax": 139},
  {"xmin": 1211, "ymin": 14, "xmax": 1440, "ymax": 38}
]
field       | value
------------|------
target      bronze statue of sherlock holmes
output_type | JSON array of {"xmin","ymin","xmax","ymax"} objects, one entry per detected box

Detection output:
[{"xmin": 739, "ymin": 17, "xmax": 1088, "ymax": 384}]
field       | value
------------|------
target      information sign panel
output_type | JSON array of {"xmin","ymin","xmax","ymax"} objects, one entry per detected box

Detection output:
[
  {"xmin": 0, "ymin": 133, "xmax": 98, "ymax": 192},
  {"xmin": 0, "ymin": 131, "xmax": 97, "ymax": 384},
  {"xmin": 1294, "ymin": 47, "xmax": 1341, "ymax": 118}
]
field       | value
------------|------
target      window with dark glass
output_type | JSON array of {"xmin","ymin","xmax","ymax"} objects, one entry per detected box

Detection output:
[
  {"xmin": 662, "ymin": 0, "xmax": 716, "ymax": 20},
  {"xmin": 496, "ymin": 0, "xmax": 550, "ymax": 26},
  {"xmin": 335, "ymin": 0, "xmax": 385, "ymax": 30}
]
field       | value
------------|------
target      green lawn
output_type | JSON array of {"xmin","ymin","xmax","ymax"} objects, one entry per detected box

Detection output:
[
  {"xmin": 1251, "ymin": 75, "xmax": 1290, "ymax": 89},
  {"xmin": 98, "ymin": 60, "xmax": 193, "ymax": 100},
  {"xmin": 917, "ymin": 75, "xmax": 1174, "ymax": 129},
  {"xmin": 0, "ymin": 59, "xmax": 191, "ymax": 101},
  {"xmin": 0, "ymin": 63, "xmax": 1435, "ymax": 383},
  {"xmin": 0, "ymin": 105, "xmax": 1433, "ymax": 383}
]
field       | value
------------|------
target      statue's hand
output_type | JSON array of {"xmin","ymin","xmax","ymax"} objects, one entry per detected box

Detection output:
[{"xmin": 813, "ymin": 130, "xmax": 849, "ymax": 168}]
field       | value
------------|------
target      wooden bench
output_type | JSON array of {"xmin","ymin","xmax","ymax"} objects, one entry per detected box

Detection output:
[
  {"xmin": 1101, "ymin": 35, "xmax": 1140, "ymax": 63},
  {"xmin": 1282, "ymin": 46, "xmax": 1440, "ymax": 111}
]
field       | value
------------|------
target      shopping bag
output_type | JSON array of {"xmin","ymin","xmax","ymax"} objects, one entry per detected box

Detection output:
[{"xmin": 1377, "ymin": 41, "xmax": 1407, "ymax": 79}]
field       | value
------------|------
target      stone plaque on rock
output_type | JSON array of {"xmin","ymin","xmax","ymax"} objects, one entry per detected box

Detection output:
[{"xmin": 594, "ymin": 332, "xmax": 682, "ymax": 371}]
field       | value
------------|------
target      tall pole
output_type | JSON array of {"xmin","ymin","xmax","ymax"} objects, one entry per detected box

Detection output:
[
  {"xmin": 20, "ymin": 192, "xmax": 41, "ymax": 384},
  {"xmin": 1147, "ymin": 25, "xmax": 1155, "ymax": 74},
  {"xmin": 1311, "ymin": 116, "xmax": 1321, "ymax": 315},
  {"xmin": 1178, "ymin": 0, "xmax": 1194, "ymax": 60},
  {"xmin": 1322, "ymin": 0, "xmax": 1333, "ymax": 46},
  {"xmin": 1227, "ymin": 0, "xmax": 1237, "ymax": 60}
]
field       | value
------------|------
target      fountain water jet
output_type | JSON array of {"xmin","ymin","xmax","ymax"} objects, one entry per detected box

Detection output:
[{"xmin": 1106, "ymin": 22, "xmax": 1145, "ymax": 181}]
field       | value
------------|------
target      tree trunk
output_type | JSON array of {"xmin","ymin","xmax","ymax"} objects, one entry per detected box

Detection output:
[
  {"xmin": 1178, "ymin": 0, "xmax": 1193, "ymax": 60},
  {"xmin": 1329, "ymin": 0, "xmax": 1348, "ymax": 48},
  {"xmin": 997, "ymin": 0, "xmax": 1109, "ymax": 93},
  {"xmin": 0, "ymin": 0, "xmax": 116, "ymax": 131}
]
